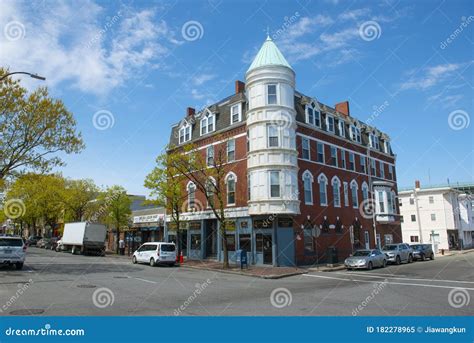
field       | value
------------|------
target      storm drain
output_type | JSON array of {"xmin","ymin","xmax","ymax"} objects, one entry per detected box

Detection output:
[
  {"xmin": 113, "ymin": 276, "xmax": 129, "ymax": 279},
  {"xmin": 10, "ymin": 309, "xmax": 45, "ymax": 315},
  {"xmin": 76, "ymin": 284, "xmax": 97, "ymax": 288}
]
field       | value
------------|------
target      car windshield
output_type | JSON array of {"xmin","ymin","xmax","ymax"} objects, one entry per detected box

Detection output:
[
  {"xmin": 412, "ymin": 245, "xmax": 424, "ymax": 250},
  {"xmin": 353, "ymin": 250, "xmax": 370, "ymax": 256},
  {"xmin": 0, "ymin": 238, "xmax": 23, "ymax": 247},
  {"xmin": 161, "ymin": 244, "xmax": 175, "ymax": 252},
  {"xmin": 382, "ymin": 245, "xmax": 398, "ymax": 251}
]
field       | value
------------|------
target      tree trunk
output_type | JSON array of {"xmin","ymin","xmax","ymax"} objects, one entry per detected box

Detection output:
[{"xmin": 115, "ymin": 227, "xmax": 120, "ymax": 254}]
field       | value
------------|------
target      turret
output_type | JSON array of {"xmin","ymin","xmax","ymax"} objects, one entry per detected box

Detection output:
[{"xmin": 246, "ymin": 36, "xmax": 300, "ymax": 215}]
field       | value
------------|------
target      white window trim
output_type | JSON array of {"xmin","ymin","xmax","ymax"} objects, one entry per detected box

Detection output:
[
  {"xmin": 302, "ymin": 170, "xmax": 314, "ymax": 205},
  {"xmin": 330, "ymin": 146, "xmax": 338, "ymax": 167},
  {"xmin": 337, "ymin": 119, "xmax": 345, "ymax": 137},
  {"xmin": 186, "ymin": 181, "xmax": 196, "ymax": 210},
  {"xmin": 266, "ymin": 83, "xmax": 278, "ymax": 105},
  {"xmin": 361, "ymin": 181, "xmax": 369, "ymax": 201},
  {"xmin": 318, "ymin": 173, "xmax": 328, "ymax": 206},
  {"xmin": 179, "ymin": 123, "xmax": 192, "ymax": 144},
  {"xmin": 200, "ymin": 111, "xmax": 215, "ymax": 136},
  {"xmin": 317, "ymin": 142, "xmax": 325, "ymax": 163},
  {"xmin": 305, "ymin": 102, "xmax": 321, "ymax": 128},
  {"xmin": 267, "ymin": 123, "xmax": 280, "ymax": 148},
  {"xmin": 230, "ymin": 103, "xmax": 242, "ymax": 124},
  {"xmin": 331, "ymin": 176, "xmax": 341, "ymax": 208},
  {"xmin": 326, "ymin": 114, "xmax": 335, "ymax": 134},
  {"xmin": 343, "ymin": 182, "xmax": 349, "ymax": 207},
  {"xmin": 225, "ymin": 172, "xmax": 237, "ymax": 206},
  {"xmin": 350, "ymin": 179, "xmax": 359, "ymax": 208},
  {"xmin": 302, "ymin": 137, "xmax": 311, "ymax": 160},
  {"xmin": 269, "ymin": 170, "xmax": 281, "ymax": 198},
  {"xmin": 227, "ymin": 139, "xmax": 236, "ymax": 162}
]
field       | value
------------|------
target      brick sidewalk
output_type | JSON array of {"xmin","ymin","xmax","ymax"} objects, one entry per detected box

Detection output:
[{"xmin": 181, "ymin": 260, "xmax": 307, "ymax": 279}]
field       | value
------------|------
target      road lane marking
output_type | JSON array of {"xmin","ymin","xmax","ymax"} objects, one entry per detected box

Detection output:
[
  {"xmin": 345, "ymin": 271, "xmax": 408, "ymax": 277},
  {"xmin": 304, "ymin": 274, "xmax": 474, "ymax": 291},
  {"xmin": 338, "ymin": 272, "xmax": 474, "ymax": 284},
  {"xmin": 133, "ymin": 277, "xmax": 158, "ymax": 284}
]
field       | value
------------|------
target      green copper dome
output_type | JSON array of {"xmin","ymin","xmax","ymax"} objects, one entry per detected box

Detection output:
[{"xmin": 247, "ymin": 36, "xmax": 293, "ymax": 73}]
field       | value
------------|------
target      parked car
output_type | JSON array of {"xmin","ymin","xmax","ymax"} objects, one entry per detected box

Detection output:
[
  {"xmin": 132, "ymin": 242, "xmax": 176, "ymax": 267},
  {"xmin": 48, "ymin": 237, "xmax": 60, "ymax": 250},
  {"xmin": 0, "ymin": 236, "xmax": 27, "ymax": 269},
  {"xmin": 26, "ymin": 235, "xmax": 42, "ymax": 247},
  {"xmin": 411, "ymin": 244, "xmax": 434, "ymax": 261},
  {"xmin": 382, "ymin": 243, "xmax": 413, "ymax": 264},
  {"xmin": 36, "ymin": 238, "xmax": 51, "ymax": 249},
  {"xmin": 55, "ymin": 239, "xmax": 65, "ymax": 252},
  {"xmin": 344, "ymin": 249, "xmax": 387, "ymax": 270}
]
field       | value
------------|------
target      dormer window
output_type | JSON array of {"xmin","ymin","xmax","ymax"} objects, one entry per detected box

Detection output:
[
  {"xmin": 369, "ymin": 133, "xmax": 380, "ymax": 150},
  {"xmin": 337, "ymin": 119, "xmax": 345, "ymax": 137},
  {"xmin": 383, "ymin": 140, "xmax": 390, "ymax": 154},
  {"xmin": 200, "ymin": 112, "xmax": 215, "ymax": 136},
  {"xmin": 305, "ymin": 103, "xmax": 321, "ymax": 127},
  {"xmin": 350, "ymin": 125, "xmax": 361, "ymax": 143},
  {"xmin": 267, "ymin": 84, "xmax": 277, "ymax": 105},
  {"xmin": 326, "ymin": 115, "xmax": 335, "ymax": 133},
  {"xmin": 230, "ymin": 103, "xmax": 242, "ymax": 124},
  {"xmin": 179, "ymin": 124, "xmax": 191, "ymax": 144}
]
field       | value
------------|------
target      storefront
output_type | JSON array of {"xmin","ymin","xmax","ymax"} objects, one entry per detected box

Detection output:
[{"xmin": 127, "ymin": 208, "xmax": 165, "ymax": 253}]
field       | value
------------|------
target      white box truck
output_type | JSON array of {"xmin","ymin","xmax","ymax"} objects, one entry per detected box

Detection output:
[{"xmin": 61, "ymin": 222, "xmax": 107, "ymax": 255}]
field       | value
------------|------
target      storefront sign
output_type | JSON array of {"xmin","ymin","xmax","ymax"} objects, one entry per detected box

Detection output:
[{"xmin": 133, "ymin": 214, "xmax": 164, "ymax": 224}]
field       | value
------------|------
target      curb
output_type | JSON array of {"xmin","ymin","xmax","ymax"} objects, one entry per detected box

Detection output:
[
  {"xmin": 308, "ymin": 265, "xmax": 346, "ymax": 272},
  {"xmin": 180, "ymin": 265, "xmax": 307, "ymax": 279}
]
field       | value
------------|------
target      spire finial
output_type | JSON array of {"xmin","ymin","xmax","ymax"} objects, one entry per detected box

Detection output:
[{"xmin": 266, "ymin": 26, "xmax": 271, "ymax": 40}]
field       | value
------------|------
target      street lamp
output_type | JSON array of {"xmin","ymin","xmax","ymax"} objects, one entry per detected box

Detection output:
[{"xmin": 0, "ymin": 71, "xmax": 46, "ymax": 82}]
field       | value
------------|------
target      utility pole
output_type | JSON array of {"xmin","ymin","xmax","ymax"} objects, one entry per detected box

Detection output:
[{"xmin": 414, "ymin": 180, "xmax": 423, "ymax": 243}]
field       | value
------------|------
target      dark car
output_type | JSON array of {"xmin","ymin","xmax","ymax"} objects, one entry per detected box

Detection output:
[
  {"xmin": 411, "ymin": 244, "xmax": 434, "ymax": 261},
  {"xmin": 26, "ymin": 236, "xmax": 42, "ymax": 247}
]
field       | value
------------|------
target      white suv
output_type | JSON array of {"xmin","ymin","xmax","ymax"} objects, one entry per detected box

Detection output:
[
  {"xmin": 132, "ymin": 242, "xmax": 176, "ymax": 267},
  {"xmin": 0, "ymin": 236, "xmax": 27, "ymax": 270}
]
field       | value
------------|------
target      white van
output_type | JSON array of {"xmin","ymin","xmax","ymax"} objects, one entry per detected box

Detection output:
[
  {"xmin": 0, "ymin": 236, "xmax": 27, "ymax": 269},
  {"xmin": 132, "ymin": 242, "xmax": 176, "ymax": 267}
]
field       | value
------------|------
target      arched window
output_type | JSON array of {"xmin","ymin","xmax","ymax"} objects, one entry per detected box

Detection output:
[
  {"xmin": 305, "ymin": 101, "xmax": 321, "ymax": 127},
  {"xmin": 187, "ymin": 181, "xmax": 196, "ymax": 209},
  {"xmin": 225, "ymin": 172, "xmax": 237, "ymax": 205},
  {"xmin": 318, "ymin": 173, "xmax": 328, "ymax": 206},
  {"xmin": 200, "ymin": 110, "xmax": 215, "ymax": 136},
  {"xmin": 205, "ymin": 177, "xmax": 216, "ymax": 208},
  {"xmin": 350, "ymin": 180, "xmax": 359, "ymax": 208},
  {"xmin": 331, "ymin": 176, "xmax": 341, "ymax": 207},
  {"xmin": 179, "ymin": 122, "xmax": 191, "ymax": 144},
  {"xmin": 302, "ymin": 170, "xmax": 314, "ymax": 205},
  {"xmin": 361, "ymin": 182, "xmax": 369, "ymax": 201}
]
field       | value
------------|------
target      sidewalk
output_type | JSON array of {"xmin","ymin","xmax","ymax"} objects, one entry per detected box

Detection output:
[{"xmin": 180, "ymin": 260, "xmax": 307, "ymax": 279}]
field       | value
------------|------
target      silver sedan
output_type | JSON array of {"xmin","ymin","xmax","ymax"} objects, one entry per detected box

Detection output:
[{"xmin": 344, "ymin": 249, "xmax": 387, "ymax": 270}]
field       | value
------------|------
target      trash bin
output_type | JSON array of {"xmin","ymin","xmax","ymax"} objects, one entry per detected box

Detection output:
[{"xmin": 326, "ymin": 246, "xmax": 338, "ymax": 264}]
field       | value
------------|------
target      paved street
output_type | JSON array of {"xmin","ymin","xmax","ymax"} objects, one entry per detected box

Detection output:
[{"xmin": 0, "ymin": 248, "xmax": 473, "ymax": 316}]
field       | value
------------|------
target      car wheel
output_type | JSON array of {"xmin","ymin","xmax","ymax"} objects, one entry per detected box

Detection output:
[
  {"xmin": 408, "ymin": 254, "xmax": 413, "ymax": 263},
  {"xmin": 430, "ymin": 253, "xmax": 434, "ymax": 260},
  {"xmin": 150, "ymin": 258, "xmax": 156, "ymax": 267},
  {"xmin": 132, "ymin": 256, "xmax": 137, "ymax": 264},
  {"xmin": 396, "ymin": 255, "xmax": 401, "ymax": 265},
  {"xmin": 420, "ymin": 253, "xmax": 425, "ymax": 261},
  {"xmin": 382, "ymin": 259, "xmax": 387, "ymax": 268},
  {"xmin": 367, "ymin": 262, "xmax": 373, "ymax": 270},
  {"xmin": 15, "ymin": 263, "xmax": 24, "ymax": 270}
]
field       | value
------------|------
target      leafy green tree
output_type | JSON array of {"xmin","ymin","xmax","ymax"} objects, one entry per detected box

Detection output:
[
  {"xmin": 0, "ymin": 68, "xmax": 84, "ymax": 181},
  {"xmin": 63, "ymin": 179, "xmax": 98, "ymax": 222},
  {"xmin": 99, "ymin": 185, "xmax": 131, "ymax": 253},
  {"xmin": 145, "ymin": 148, "xmax": 187, "ymax": 262}
]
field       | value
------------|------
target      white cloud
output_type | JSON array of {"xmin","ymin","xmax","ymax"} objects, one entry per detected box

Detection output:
[
  {"xmin": 191, "ymin": 73, "xmax": 216, "ymax": 86},
  {"xmin": 400, "ymin": 63, "xmax": 465, "ymax": 90},
  {"xmin": 338, "ymin": 8, "xmax": 371, "ymax": 21},
  {"xmin": 0, "ymin": 0, "xmax": 180, "ymax": 95}
]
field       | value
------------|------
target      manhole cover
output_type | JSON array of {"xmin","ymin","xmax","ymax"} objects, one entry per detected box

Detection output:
[
  {"xmin": 10, "ymin": 309, "xmax": 45, "ymax": 315},
  {"xmin": 76, "ymin": 284, "xmax": 97, "ymax": 288}
]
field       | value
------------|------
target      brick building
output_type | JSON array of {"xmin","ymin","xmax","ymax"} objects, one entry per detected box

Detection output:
[{"xmin": 165, "ymin": 36, "xmax": 402, "ymax": 266}]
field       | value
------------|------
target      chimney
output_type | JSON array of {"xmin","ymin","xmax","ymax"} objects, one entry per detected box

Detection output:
[
  {"xmin": 186, "ymin": 107, "xmax": 195, "ymax": 116},
  {"xmin": 335, "ymin": 101, "xmax": 350, "ymax": 116},
  {"xmin": 235, "ymin": 80, "xmax": 245, "ymax": 94},
  {"xmin": 415, "ymin": 180, "xmax": 421, "ymax": 190}
]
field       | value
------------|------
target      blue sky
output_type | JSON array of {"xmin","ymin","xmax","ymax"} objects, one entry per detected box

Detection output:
[{"xmin": 1, "ymin": 0, "xmax": 473, "ymax": 195}]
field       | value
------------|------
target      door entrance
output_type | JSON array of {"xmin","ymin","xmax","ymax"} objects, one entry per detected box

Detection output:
[
  {"xmin": 364, "ymin": 231, "xmax": 370, "ymax": 250},
  {"xmin": 263, "ymin": 234, "xmax": 273, "ymax": 264},
  {"xmin": 204, "ymin": 220, "xmax": 217, "ymax": 258}
]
